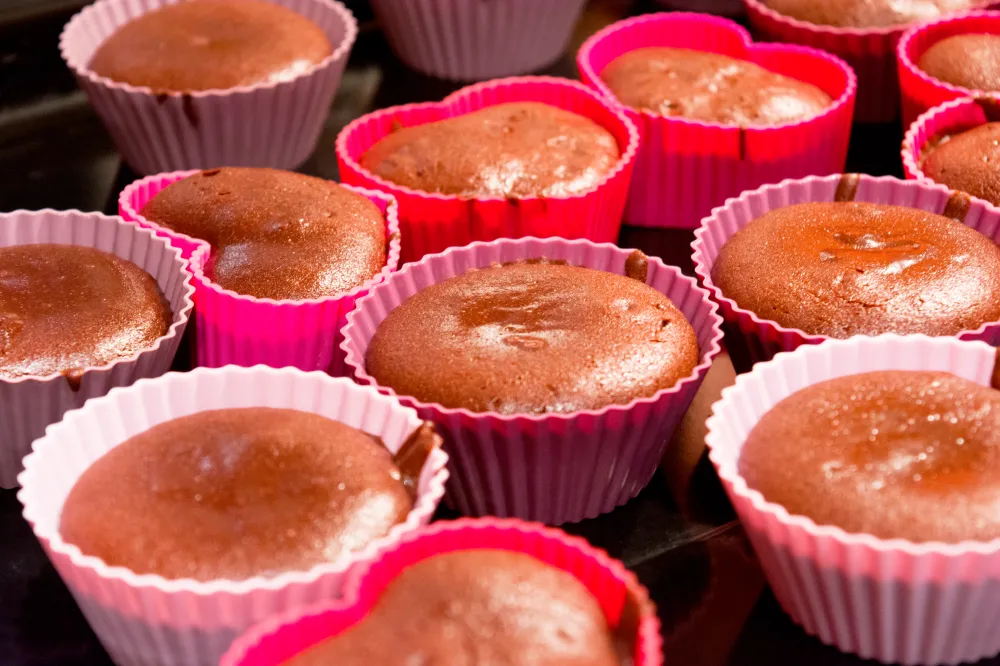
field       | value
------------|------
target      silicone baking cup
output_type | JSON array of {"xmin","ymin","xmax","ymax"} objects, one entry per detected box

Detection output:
[
  {"xmin": 369, "ymin": 0, "xmax": 587, "ymax": 80},
  {"xmin": 336, "ymin": 76, "xmax": 639, "ymax": 264},
  {"xmin": 17, "ymin": 366, "xmax": 449, "ymax": 666},
  {"xmin": 0, "ymin": 210, "xmax": 194, "ymax": 489},
  {"xmin": 691, "ymin": 173, "xmax": 1000, "ymax": 371},
  {"xmin": 341, "ymin": 236, "xmax": 724, "ymax": 525},
  {"xmin": 60, "ymin": 0, "xmax": 357, "ymax": 175},
  {"xmin": 706, "ymin": 335, "xmax": 1000, "ymax": 665},
  {"xmin": 902, "ymin": 95, "xmax": 1000, "ymax": 183},
  {"xmin": 898, "ymin": 11, "xmax": 1000, "ymax": 129},
  {"xmin": 577, "ymin": 12, "xmax": 856, "ymax": 230},
  {"xmin": 221, "ymin": 519, "xmax": 662, "ymax": 666},
  {"xmin": 119, "ymin": 170, "xmax": 401, "ymax": 376}
]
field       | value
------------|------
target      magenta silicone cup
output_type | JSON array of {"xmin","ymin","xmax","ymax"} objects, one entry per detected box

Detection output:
[
  {"xmin": 902, "ymin": 95, "xmax": 1000, "ymax": 188},
  {"xmin": 706, "ymin": 334, "xmax": 1000, "ymax": 665},
  {"xmin": 60, "ymin": 0, "xmax": 357, "ymax": 175},
  {"xmin": 118, "ymin": 170, "xmax": 401, "ymax": 376},
  {"xmin": 336, "ymin": 76, "xmax": 639, "ymax": 264},
  {"xmin": 369, "ymin": 0, "xmax": 587, "ymax": 80},
  {"xmin": 17, "ymin": 365, "xmax": 449, "ymax": 666},
  {"xmin": 898, "ymin": 11, "xmax": 1000, "ymax": 129},
  {"xmin": 691, "ymin": 173, "xmax": 1000, "ymax": 371},
  {"xmin": 577, "ymin": 12, "xmax": 856, "ymax": 230},
  {"xmin": 341, "ymin": 236, "xmax": 724, "ymax": 524},
  {"xmin": 0, "ymin": 209, "xmax": 194, "ymax": 488},
  {"xmin": 221, "ymin": 518, "xmax": 663, "ymax": 666}
]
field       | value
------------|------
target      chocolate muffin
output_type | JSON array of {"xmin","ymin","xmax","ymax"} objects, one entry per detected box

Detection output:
[
  {"xmin": 284, "ymin": 550, "xmax": 621, "ymax": 665},
  {"xmin": 761, "ymin": 0, "xmax": 982, "ymax": 28},
  {"xmin": 358, "ymin": 102, "xmax": 620, "ymax": 198},
  {"xmin": 599, "ymin": 48, "xmax": 832, "ymax": 126},
  {"xmin": 917, "ymin": 34, "xmax": 1000, "ymax": 91},
  {"xmin": 140, "ymin": 168, "xmax": 386, "ymax": 300},
  {"xmin": 0, "ymin": 244, "xmax": 171, "ymax": 380},
  {"xmin": 59, "ymin": 408, "xmax": 429, "ymax": 580},
  {"xmin": 740, "ymin": 370, "xmax": 1000, "ymax": 542},
  {"xmin": 88, "ymin": 0, "xmax": 332, "ymax": 92},
  {"xmin": 710, "ymin": 201, "xmax": 1000, "ymax": 337},
  {"xmin": 365, "ymin": 256, "xmax": 700, "ymax": 415},
  {"xmin": 921, "ymin": 122, "xmax": 1000, "ymax": 207}
]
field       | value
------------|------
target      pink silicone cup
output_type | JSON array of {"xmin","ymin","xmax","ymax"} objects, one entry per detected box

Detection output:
[
  {"xmin": 221, "ymin": 518, "xmax": 662, "ymax": 666},
  {"xmin": 59, "ymin": 0, "xmax": 357, "ymax": 175},
  {"xmin": 898, "ymin": 11, "xmax": 1000, "ymax": 129},
  {"xmin": 341, "ymin": 236, "xmax": 724, "ymax": 524},
  {"xmin": 577, "ymin": 12, "xmax": 856, "ymax": 230},
  {"xmin": 0, "ymin": 210, "xmax": 195, "ymax": 489},
  {"xmin": 902, "ymin": 95, "xmax": 1000, "ymax": 182},
  {"xmin": 17, "ymin": 365, "xmax": 449, "ymax": 666},
  {"xmin": 335, "ymin": 76, "xmax": 639, "ymax": 264},
  {"xmin": 691, "ymin": 173, "xmax": 1000, "ymax": 372},
  {"xmin": 705, "ymin": 334, "xmax": 1000, "ymax": 665},
  {"xmin": 369, "ymin": 0, "xmax": 588, "ymax": 81},
  {"xmin": 118, "ymin": 171, "xmax": 401, "ymax": 376}
]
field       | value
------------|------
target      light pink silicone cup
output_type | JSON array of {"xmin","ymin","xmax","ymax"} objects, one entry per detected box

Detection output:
[
  {"xmin": 706, "ymin": 334, "xmax": 1000, "ymax": 665},
  {"xmin": 221, "ymin": 518, "xmax": 662, "ymax": 666},
  {"xmin": 341, "ymin": 236, "xmax": 724, "ymax": 525},
  {"xmin": 17, "ymin": 365, "xmax": 449, "ymax": 666},
  {"xmin": 902, "ymin": 95, "xmax": 1000, "ymax": 183},
  {"xmin": 118, "ymin": 170, "xmax": 401, "ymax": 376},
  {"xmin": 577, "ymin": 12, "xmax": 856, "ymax": 230},
  {"xmin": 369, "ymin": 0, "xmax": 588, "ymax": 81},
  {"xmin": 60, "ymin": 0, "xmax": 357, "ymax": 175},
  {"xmin": 898, "ymin": 11, "xmax": 1000, "ymax": 130},
  {"xmin": 691, "ymin": 173, "xmax": 1000, "ymax": 371},
  {"xmin": 0, "ymin": 210, "xmax": 195, "ymax": 489},
  {"xmin": 336, "ymin": 76, "xmax": 639, "ymax": 264}
]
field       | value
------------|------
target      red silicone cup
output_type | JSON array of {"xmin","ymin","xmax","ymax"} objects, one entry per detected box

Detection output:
[
  {"xmin": 691, "ymin": 173, "xmax": 1000, "ymax": 372},
  {"xmin": 119, "ymin": 171, "xmax": 401, "ymax": 376},
  {"xmin": 335, "ymin": 76, "xmax": 639, "ymax": 264},
  {"xmin": 221, "ymin": 519, "xmax": 662, "ymax": 666},
  {"xmin": 341, "ymin": 236, "xmax": 724, "ymax": 525},
  {"xmin": 898, "ymin": 11, "xmax": 1000, "ymax": 129},
  {"xmin": 60, "ymin": 0, "xmax": 357, "ymax": 175},
  {"xmin": 577, "ymin": 12, "xmax": 856, "ymax": 230},
  {"xmin": 902, "ymin": 95, "xmax": 1000, "ymax": 182}
]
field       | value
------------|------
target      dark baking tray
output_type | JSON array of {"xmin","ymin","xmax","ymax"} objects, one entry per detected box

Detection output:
[{"xmin": 1, "ymin": 1, "xmax": 990, "ymax": 665}]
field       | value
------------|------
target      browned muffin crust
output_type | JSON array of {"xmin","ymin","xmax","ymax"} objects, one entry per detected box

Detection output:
[
  {"xmin": 600, "ymin": 47, "xmax": 832, "ymax": 126},
  {"xmin": 59, "ymin": 408, "xmax": 412, "ymax": 580},
  {"xmin": 710, "ymin": 201, "xmax": 1000, "ymax": 337},
  {"xmin": 740, "ymin": 370, "xmax": 1000, "ymax": 542},
  {"xmin": 762, "ymin": 0, "xmax": 982, "ymax": 29},
  {"xmin": 140, "ymin": 167, "xmax": 386, "ymax": 301},
  {"xmin": 0, "ymin": 245, "xmax": 170, "ymax": 380},
  {"xmin": 921, "ymin": 122, "xmax": 1000, "ymax": 207},
  {"xmin": 918, "ymin": 34, "xmax": 1000, "ymax": 91},
  {"xmin": 365, "ymin": 259, "xmax": 700, "ymax": 415},
  {"xmin": 284, "ymin": 550, "xmax": 621, "ymax": 666},
  {"xmin": 359, "ymin": 102, "xmax": 620, "ymax": 198},
  {"xmin": 89, "ymin": 0, "xmax": 332, "ymax": 92}
]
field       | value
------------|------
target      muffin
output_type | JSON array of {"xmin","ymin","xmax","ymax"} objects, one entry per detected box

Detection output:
[
  {"xmin": 739, "ymin": 369, "xmax": 1000, "ymax": 542},
  {"xmin": 0, "ymin": 244, "xmax": 171, "ymax": 380},
  {"xmin": 365, "ymin": 257, "xmax": 700, "ymax": 415},
  {"xmin": 139, "ymin": 167, "xmax": 386, "ymax": 301},
  {"xmin": 358, "ymin": 102, "xmax": 621, "ymax": 198},
  {"xmin": 917, "ymin": 33, "xmax": 1000, "ymax": 91},
  {"xmin": 709, "ymin": 201, "xmax": 1000, "ymax": 337},
  {"xmin": 282, "ymin": 549, "xmax": 622, "ymax": 665},
  {"xmin": 88, "ymin": 0, "xmax": 332, "ymax": 92},
  {"xmin": 59, "ymin": 407, "xmax": 424, "ymax": 580},
  {"xmin": 920, "ymin": 122, "xmax": 1000, "ymax": 206},
  {"xmin": 761, "ymin": 0, "xmax": 982, "ymax": 28},
  {"xmin": 599, "ymin": 47, "xmax": 833, "ymax": 126}
]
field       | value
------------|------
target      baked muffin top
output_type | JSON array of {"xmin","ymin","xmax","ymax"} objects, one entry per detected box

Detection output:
[
  {"xmin": 761, "ymin": 0, "xmax": 982, "ymax": 29},
  {"xmin": 918, "ymin": 34, "xmax": 1000, "ymax": 91},
  {"xmin": 921, "ymin": 122, "xmax": 1000, "ymax": 207}
]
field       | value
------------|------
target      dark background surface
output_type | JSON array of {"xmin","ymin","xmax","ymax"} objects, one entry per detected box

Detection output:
[{"xmin": 0, "ymin": 1, "xmax": 976, "ymax": 665}]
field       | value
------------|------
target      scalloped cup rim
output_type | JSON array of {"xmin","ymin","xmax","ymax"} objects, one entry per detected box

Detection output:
[
  {"xmin": 691, "ymin": 173, "xmax": 1000, "ymax": 344},
  {"xmin": 0, "ymin": 208, "xmax": 197, "ymax": 386},
  {"xmin": 576, "ymin": 11, "xmax": 858, "ymax": 132},
  {"xmin": 705, "ymin": 333, "xmax": 1000, "ymax": 557},
  {"xmin": 334, "ymin": 76, "xmax": 640, "ymax": 205},
  {"xmin": 341, "ymin": 236, "xmax": 724, "ymax": 424},
  {"xmin": 898, "ymin": 11, "xmax": 1000, "ymax": 100},
  {"xmin": 899, "ymin": 95, "xmax": 1000, "ymax": 180},
  {"xmin": 59, "ymin": 0, "xmax": 359, "ymax": 99},
  {"xmin": 16, "ymin": 365, "xmax": 449, "ymax": 596}
]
